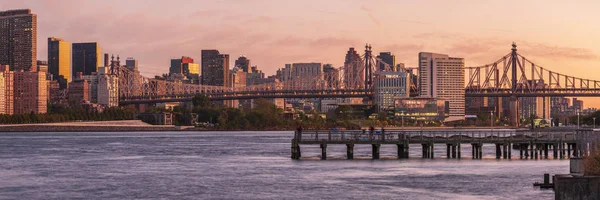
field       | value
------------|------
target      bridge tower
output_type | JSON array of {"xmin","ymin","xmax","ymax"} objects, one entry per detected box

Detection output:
[
  {"xmin": 509, "ymin": 43, "xmax": 520, "ymax": 127},
  {"xmin": 363, "ymin": 44, "xmax": 374, "ymax": 104}
]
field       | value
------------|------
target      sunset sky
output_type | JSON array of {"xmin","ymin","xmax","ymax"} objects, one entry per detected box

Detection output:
[{"xmin": 3, "ymin": 0, "xmax": 600, "ymax": 107}]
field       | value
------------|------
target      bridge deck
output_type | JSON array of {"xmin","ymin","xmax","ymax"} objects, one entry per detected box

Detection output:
[
  {"xmin": 291, "ymin": 129, "xmax": 583, "ymax": 160},
  {"xmin": 295, "ymin": 130, "xmax": 577, "ymax": 144}
]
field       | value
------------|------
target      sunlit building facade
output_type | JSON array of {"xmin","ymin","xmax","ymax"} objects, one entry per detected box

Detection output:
[
  {"xmin": 419, "ymin": 52, "xmax": 465, "ymax": 121},
  {"xmin": 13, "ymin": 70, "xmax": 47, "ymax": 114},
  {"xmin": 48, "ymin": 37, "xmax": 71, "ymax": 88},
  {"xmin": 343, "ymin": 47, "xmax": 363, "ymax": 89},
  {"xmin": 394, "ymin": 97, "xmax": 448, "ymax": 122}
]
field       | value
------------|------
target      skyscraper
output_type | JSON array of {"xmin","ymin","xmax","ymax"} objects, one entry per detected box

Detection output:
[
  {"xmin": 201, "ymin": 50, "xmax": 229, "ymax": 86},
  {"xmin": 374, "ymin": 71, "xmax": 409, "ymax": 111},
  {"xmin": 48, "ymin": 37, "xmax": 71, "ymax": 88},
  {"xmin": 72, "ymin": 42, "xmax": 101, "ymax": 76},
  {"xmin": 291, "ymin": 63, "xmax": 323, "ymax": 89},
  {"xmin": 125, "ymin": 57, "xmax": 138, "ymax": 72},
  {"xmin": 343, "ymin": 47, "xmax": 363, "ymax": 89},
  {"xmin": 377, "ymin": 52, "xmax": 395, "ymax": 71},
  {"xmin": 170, "ymin": 56, "xmax": 194, "ymax": 75},
  {"xmin": 13, "ymin": 70, "xmax": 47, "ymax": 114},
  {"xmin": 234, "ymin": 56, "xmax": 251, "ymax": 72},
  {"xmin": 419, "ymin": 52, "xmax": 465, "ymax": 121},
  {"xmin": 323, "ymin": 64, "xmax": 340, "ymax": 88},
  {"xmin": 0, "ymin": 9, "xmax": 37, "ymax": 71}
]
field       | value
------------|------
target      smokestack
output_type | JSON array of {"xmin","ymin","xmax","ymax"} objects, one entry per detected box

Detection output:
[{"xmin": 104, "ymin": 53, "xmax": 109, "ymax": 67}]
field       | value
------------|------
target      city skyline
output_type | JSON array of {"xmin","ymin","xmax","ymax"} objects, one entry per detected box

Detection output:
[{"xmin": 2, "ymin": 0, "xmax": 600, "ymax": 108}]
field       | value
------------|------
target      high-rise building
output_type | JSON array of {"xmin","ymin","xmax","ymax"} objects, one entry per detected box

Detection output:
[
  {"xmin": 13, "ymin": 70, "xmax": 47, "ymax": 114},
  {"xmin": 183, "ymin": 63, "xmax": 200, "ymax": 77},
  {"xmin": 343, "ymin": 47, "xmax": 363, "ymax": 89},
  {"xmin": 125, "ymin": 57, "xmax": 138, "ymax": 72},
  {"xmin": 377, "ymin": 52, "xmax": 395, "ymax": 71},
  {"xmin": 395, "ymin": 63, "xmax": 406, "ymax": 72},
  {"xmin": 573, "ymin": 98, "xmax": 584, "ymax": 112},
  {"xmin": 234, "ymin": 56, "xmax": 250, "ymax": 72},
  {"xmin": 374, "ymin": 71, "xmax": 410, "ymax": 110},
  {"xmin": 419, "ymin": 52, "xmax": 465, "ymax": 121},
  {"xmin": 48, "ymin": 37, "xmax": 71, "ymax": 88},
  {"xmin": 290, "ymin": 63, "xmax": 323, "ymax": 89},
  {"xmin": 276, "ymin": 64, "xmax": 292, "ymax": 82},
  {"xmin": 520, "ymin": 96, "xmax": 551, "ymax": 120},
  {"xmin": 226, "ymin": 68, "xmax": 247, "ymax": 108},
  {"xmin": 36, "ymin": 60, "xmax": 49, "ymax": 80},
  {"xmin": 47, "ymin": 80, "xmax": 60, "ymax": 105},
  {"xmin": 0, "ymin": 9, "xmax": 37, "ymax": 72},
  {"xmin": 72, "ymin": 42, "xmax": 101, "ymax": 76},
  {"xmin": 83, "ymin": 66, "xmax": 118, "ymax": 107},
  {"xmin": 68, "ymin": 73, "xmax": 89, "ymax": 103},
  {"xmin": 323, "ymin": 64, "xmax": 340, "ymax": 88},
  {"xmin": 0, "ymin": 69, "xmax": 5, "ymax": 114},
  {"xmin": 0, "ymin": 65, "xmax": 13, "ymax": 114},
  {"xmin": 170, "ymin": 56, "xmax": 194, "ymax": 75},
  {"xmin": 201, "ymin": 50, "xmax": 229, "ymax": 86}
]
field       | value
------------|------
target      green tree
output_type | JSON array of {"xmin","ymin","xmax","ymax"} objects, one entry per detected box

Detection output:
[{"xmin": 192, "ymin": 94, "xmax": 211, "ymax": 109}]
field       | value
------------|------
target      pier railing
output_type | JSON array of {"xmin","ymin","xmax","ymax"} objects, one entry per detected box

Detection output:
[{"xmin": 294, "ymin": 130, "xmax": 577, "ymax": 144}]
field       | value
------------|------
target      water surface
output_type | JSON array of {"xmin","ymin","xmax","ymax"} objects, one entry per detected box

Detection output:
[{"xmin": 0, "ymin": 131, "xmax": 566, "ymax": 199}]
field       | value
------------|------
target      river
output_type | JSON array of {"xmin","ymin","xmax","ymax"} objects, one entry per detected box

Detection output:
[{"xmin": 0, "ymin": 131, "xmax": 566, "ymax": 199}]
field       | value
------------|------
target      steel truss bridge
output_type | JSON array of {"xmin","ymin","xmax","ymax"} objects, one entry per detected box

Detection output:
[
  {"xmin": 466, "ymin": 43, "xmax": 600, "ymax": 97},
  {"xmin": 119, "ymin": 44, "xmax": 412, "ymax": 105},
  {"xmin": 119, "ymin": 43, "xmax": 600, "ymax": 115}
]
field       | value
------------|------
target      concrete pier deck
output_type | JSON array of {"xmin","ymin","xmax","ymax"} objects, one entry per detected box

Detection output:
[{"xmin": 291, "ymin": 129, "xmax": 580, "ymax": 160}]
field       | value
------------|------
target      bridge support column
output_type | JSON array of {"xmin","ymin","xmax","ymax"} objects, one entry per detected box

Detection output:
[
  {"xmin": 346, "ymin": 144, "xmax": 354, "ymax": 160},
  {"xmin": 320, "ymin": 143, "xmax": 327, "ymax": 160},
  {"xmin": 291, "ymin": 140, "xmax": 301, "ymax": 160},
  {"xmin": 495, "ymin": 144, "xmax": 501, "ymax": 159},
  {"xmin": 471, "ymin": 144, "xmax": 475, "ymax": 159},
  {"xmin": 544, "ymin": 144, "xmax": 549, "ymax": 159},
  {"xmin": 564, "ymin": 143, "xmax": 567, "ymax": 158},
  {"xmin": 534, "ymin": 144, "xmax": 539, "ymax": 160},
  {"xmin": 478, "ymin": 144, "xmax": 483, "ymax": 159},
  {"xmin": 457, "ymin": 143, "xmax": 461, "ymax": 159},
  {"xmin": 539, "ymin": 144, "xmax": 544, "ymax": 159},
  {"xmin": 529, "ymin": 142, "xmax": 534, "ymax": 160},
  {"xmin": 567, "ymin": 143, "xmax": 571, "ymax": 158},
  {"xmin": 404, "ymin": 142, "xmax": 410, "ymax": 158},
  {"xmin": 519, "ymin": 144, "xmax": 523, "ymax": 159},
  {"xmin": 508, "ymin": 143, "xmax": 511, "ymax": 159},
  {"xmin": 422, "ymin": 143, "xmax": 428, "ymax": 158},
  {"xmin": 372, "ymin": 144, "xmax": 380, "ymax": 160},
  {"xmin": 447, "ymin": 144, "xmax": 451, "ymax": 159},
  {"xmin": 553, "ymin": 143, "xmax": 558, "ymax": 159},
  {"xmin": 572, "ymin": 143, "xmax": 578, "ymax": 157},
  {"xmin": 397, "ymin": 144, "xmax": 403, "ymax": 159},
  {"xmin": 429, "ymin": 143, "xmax": 435, "ymax": 159},
  {"xmin": 502, "ymin": 143, "xmax": 508, "ymax": 159},
  {"xmin": 451, "ymin": 144, "xmax": 456, "ymax": 159}
]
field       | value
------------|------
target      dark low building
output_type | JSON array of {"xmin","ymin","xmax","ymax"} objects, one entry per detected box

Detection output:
[
  {"xmin": 394, "ymin": 97, "xmax": 448, "ymax": 122},
  {"xmin": 138, "ymin": 112, "xmax": 173, "ymax": 125}
]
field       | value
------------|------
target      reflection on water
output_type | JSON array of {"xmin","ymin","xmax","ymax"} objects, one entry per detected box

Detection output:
[{"xmin": 0, "ymin": 131, "xmax": 565, "ymax": 199}]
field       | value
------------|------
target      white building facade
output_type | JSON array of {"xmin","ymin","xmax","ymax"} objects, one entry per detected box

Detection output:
[
  {"xmin": 419, "ymin": 52, "xmax": 465, "ymax": 121},
  {"xmin": 83, "ymin": 66, "xmax": 118, "ymax": 107}
]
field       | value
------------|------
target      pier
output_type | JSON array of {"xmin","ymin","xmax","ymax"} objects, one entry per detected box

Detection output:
[{"xmin": 291, "ymin": 129, "xmax": 580, "ymax": 160}]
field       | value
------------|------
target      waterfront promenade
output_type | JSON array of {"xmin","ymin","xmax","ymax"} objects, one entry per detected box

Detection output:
[{"xmin": 291, "ymin": 129, "xmax": 582, "ymax": 160}]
